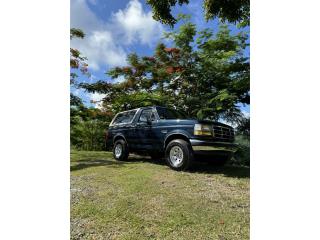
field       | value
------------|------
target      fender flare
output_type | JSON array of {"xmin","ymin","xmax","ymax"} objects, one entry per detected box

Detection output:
[
  {"xmin": 113, "ymin": 133, "xmax": 127, "ymax": 144},
  {"xmin": 163, "ymin": 130, "xmax": 191, "ymax": 149}
]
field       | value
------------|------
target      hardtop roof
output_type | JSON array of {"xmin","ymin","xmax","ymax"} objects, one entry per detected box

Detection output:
[{"xmin": 117, "ymin": 106, "xmax": 165, "ymax": 113}]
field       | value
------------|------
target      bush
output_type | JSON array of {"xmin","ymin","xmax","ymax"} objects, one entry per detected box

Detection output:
[
  {"xmin": 231, "ymin": 135, "xmax": 250, "ymax": 167},
  {"xmin": 71, "ymin": 118, "xmax": 108, "ymax": 151}
]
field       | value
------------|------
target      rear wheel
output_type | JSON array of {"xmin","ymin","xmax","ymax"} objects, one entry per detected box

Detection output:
[
  {"xmin": 113, "ymin": 139, "xmax": 129, "ymax": 161},
  {"xmin": 165, "ymin": 139, "xmax": 193, "ymax": 171}
]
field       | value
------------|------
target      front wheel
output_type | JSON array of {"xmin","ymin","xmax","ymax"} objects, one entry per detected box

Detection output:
[
  {"xmin": 165, "ymin": 139, "xmax": 193, "ymax": 171},
  {"xmin": 113, "ymin": 139, "xmax": 129, "ymax": 161}
]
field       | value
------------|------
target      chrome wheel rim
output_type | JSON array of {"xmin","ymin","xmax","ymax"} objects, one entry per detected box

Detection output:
[
  {"xmin": 169, "ymin": 146, "xmax": 184, "ymax": 167},
  {"xmin": 114, "ymin": 144, "xmax": 122, "ymax": 158}
]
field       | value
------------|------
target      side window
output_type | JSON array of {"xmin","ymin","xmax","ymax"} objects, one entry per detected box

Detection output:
[
  {"xmin": 138, "ymin": 109, "xmax": 155, "ymax": 123},
  {"xmin": 157, "ymin": 108, "xmax": 165, "ymax": 119},
  {"xmin": 112, "ymin": 110, "xmax": 137, "ymax": 125},
  {"xmin": 126, "ymin": 110, "xmax": 137, "ymax": 122},
  {"xmin": 150, "ymin": 112, "xmax": 156, "ymax": 121}
]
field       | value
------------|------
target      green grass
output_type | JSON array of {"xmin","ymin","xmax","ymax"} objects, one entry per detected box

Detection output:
[{"xmin": 71, "ymin": 150, "xmax": 249, "ymax": 240}]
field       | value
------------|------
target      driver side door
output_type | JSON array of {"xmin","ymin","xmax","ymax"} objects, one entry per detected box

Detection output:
[{"xmin": 135, "ymin": 108, "xmax": 155, "ymax": 150}]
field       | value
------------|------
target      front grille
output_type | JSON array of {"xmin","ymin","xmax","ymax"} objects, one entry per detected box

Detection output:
[{"xmin": 213, "ymin": 125, "xmax": 235, "ymax": 142}]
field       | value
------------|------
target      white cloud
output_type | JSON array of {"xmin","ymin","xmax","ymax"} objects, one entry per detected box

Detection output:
[
  {"xmin": 242, "ymin": 109, "xmax": 250, "ymax": 119},
  {"xmin": 90, "ymin": 92, "xmax": 105, "ymax": 102},
  {"xmin": 72, "ymin": 88, "xmax": 81, "ymax": 97},
  {"xmin": 72, "ymin": 30, "xmax": 127, "ymax": 70},
  {"xmin": 71, "ymin": 0, "xmax": 163, "ymax": 71},
  {"xmin": 71, "ymin": 87, "xmax": 91, "ymax": 105},
  {"xmin": 113, "ymin": 0, "xmax": 163, "ymax": 45},
  {"xmin": 71, "ymin": 0, "xmax": 102, "ymax": 34},
  {"xmin": 112, "ymin": 76, "xmax": 125, "ymax": 83},
  {"xmin": 90, "ymin": 92, "xmax": 106, "ymax": 109},
  {"xmin": 71, "ymin": 0, "xmax": 127, "ymax": 70},
  {"xmin": 89, "ymin": 74, "xmax": 97, "ymax": 83}
]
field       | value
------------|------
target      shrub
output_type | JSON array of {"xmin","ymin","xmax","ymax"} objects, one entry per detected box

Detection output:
[
  {"xmin": 71, "ymin": 118, "xmax": 108, "ymax": 151},
  {"xmin": 231, "ymin": 135, "xmax": 250, "ymax": 166}
]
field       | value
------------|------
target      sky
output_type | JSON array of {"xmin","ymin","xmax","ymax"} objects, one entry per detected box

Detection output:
[{"xmin": 70, "ymin": 0, "xmax": 250, "ymax": 117}]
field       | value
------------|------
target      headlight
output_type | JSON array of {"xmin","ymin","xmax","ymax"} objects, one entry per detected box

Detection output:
[{"xmin": 194, "ymin": 124, "xmax": 213, "ymax": 136}]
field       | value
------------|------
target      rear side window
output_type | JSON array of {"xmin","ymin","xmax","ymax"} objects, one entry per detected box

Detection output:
[{"xmin": 112, "ymin": 110, "xmax": 137, "ymax": 125}]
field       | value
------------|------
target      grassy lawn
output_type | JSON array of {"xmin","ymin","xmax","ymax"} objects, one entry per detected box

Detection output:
[{"xmin": 71, "ymin": 150, "xmax": 249, "ymax": 240}]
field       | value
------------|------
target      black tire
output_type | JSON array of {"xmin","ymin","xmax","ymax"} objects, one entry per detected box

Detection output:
[
  {"xmin": 165, "ymin": 139, "xmax": 193, "ymax": 171},
  {"xmin": 113, "ymin": 139, "xmax": 129, "ymax": 161}
]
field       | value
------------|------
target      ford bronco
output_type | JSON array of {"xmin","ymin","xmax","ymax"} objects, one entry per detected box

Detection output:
[{"xmin": 106, "ymin": 106, "xmax": 237, "ymax": 171}]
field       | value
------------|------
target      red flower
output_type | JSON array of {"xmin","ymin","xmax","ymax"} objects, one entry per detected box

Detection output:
[
  {"xmin": 122, "ymin": 67, "xmax": 132, "ymax": 73},
  {"xmin": 171, "ymin": 48, "xmax": 180, "ymax": 53},
  {"xmin": 166, "ymin": 66, "xmax": 174, "ymax": 74},
  {"xmin": 146, "ymin": 57, "xmax": 155, "ymax": 61},
  {"xmin": 174, "ymin": 67, "xmax": 183, "ymax": 72},
  {"xmin": 164, "ymin": 47, "xmax": 180, "ymax": 54}
]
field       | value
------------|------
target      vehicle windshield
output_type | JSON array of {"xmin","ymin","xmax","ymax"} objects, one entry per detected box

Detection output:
[{"xmin": 156, "ymin": 107, "xmax": 187, "ymax": 120}]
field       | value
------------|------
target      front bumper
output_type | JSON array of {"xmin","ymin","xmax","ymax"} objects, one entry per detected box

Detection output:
[{"xmin": 190, "ymin": 139, "xmax": 238, "ymax": 154}]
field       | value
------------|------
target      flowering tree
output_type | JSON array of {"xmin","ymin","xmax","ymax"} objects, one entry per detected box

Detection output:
[
  {"xmin": 70, "ymin": 28, "xmax": 89, "ymax": 85},
  {"xmin": 80, "ymin": 20, "xmax": 249, "ymax": 124}
]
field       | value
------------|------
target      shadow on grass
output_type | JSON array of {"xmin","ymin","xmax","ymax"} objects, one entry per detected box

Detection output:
[
  {"xmin": 128, "ymin": 155, "xmax": 166, "ymax": 165},
  {"xmin": 189, "ymin": 163, "xmax": 250, "ymax": 178},
  {"xmin": 128, "ymin": 155, "xmax": 250, "ymax": 178},
  {"xmin": 71, "ymin": 154, "xmax": 249, "ymax": 178},
  {"xmin": 71, "ymin": 159, "xmax": 127, "ymax": 171}
]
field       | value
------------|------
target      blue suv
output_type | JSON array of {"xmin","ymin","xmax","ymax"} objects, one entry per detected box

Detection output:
[{"xmin": 106, "ymin": 106, "xmax": 237, "ymax": 171}]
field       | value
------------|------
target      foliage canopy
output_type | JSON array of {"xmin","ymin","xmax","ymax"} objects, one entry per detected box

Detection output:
[
  {"xmin": 81, "ymin": 20, "xmax": 249, "ymax": 124},
  {"xmin": 146, "ymin": 0, "xmax": 249, "ymax": 27}
]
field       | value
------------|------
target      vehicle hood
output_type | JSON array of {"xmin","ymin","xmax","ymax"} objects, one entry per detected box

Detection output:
[
  {"xmin": 196, "ymin": 119, "xmax": 233, "ymax": 128},
  {"xmin": 157, "ymin": 119, "xmax": 233, "ymax": 128}
]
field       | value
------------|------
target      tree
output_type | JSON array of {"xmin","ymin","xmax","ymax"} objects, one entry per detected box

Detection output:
[
  {"xmin": 236, "ymin": 116, "xmax": 250, "ymax": 138},
  {"xmin": 80, "ymin": 20, "xmax": 249, "ymax": 124},
  {"xmin": 70, "ymin": 28, "xmax": 85, "ymax": 39},
  {"xmin": 70, "ymin": 28, "xmax": 89, "ymax": 85},
  {"xmin": 146, "ymin": 0, "xmax": 249, "ymax": 27},
  {"xmin": 70, "ymin": 28, "xmax": 112, "ymax": 151},
  {"xmin": 70, "ymin": 95, "xmax": 114, "ymax": 150},
  {"xmin": 70, "ymin": 28, "xmax": 90, "ymax": 110},
  {"xmin": 71, "ymin": 116, "xmax": 110, "ymax": 151}
]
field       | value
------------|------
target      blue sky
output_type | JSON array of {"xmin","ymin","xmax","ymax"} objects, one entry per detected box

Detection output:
[{"xmin": 71, "ymin": 0, "xmax": 249, "ymax": 117}]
